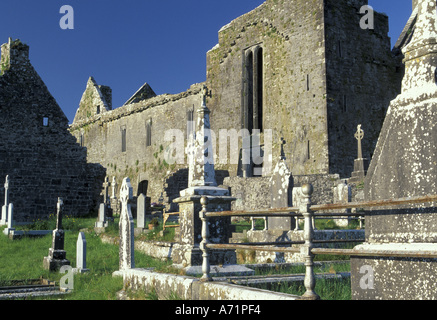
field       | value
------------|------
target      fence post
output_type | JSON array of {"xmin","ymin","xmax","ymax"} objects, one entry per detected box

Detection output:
[
  {"xmin": 300, "ymin": 183, "xmax": 320, "ymax": 300},
  {"xmin": 200, "ymin": 196, "xmax": 212, "ymax": 282}
]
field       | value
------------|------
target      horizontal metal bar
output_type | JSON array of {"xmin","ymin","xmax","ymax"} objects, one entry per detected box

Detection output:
[
  {"xmin": 233, "ymin": 239, "xmax": 364, "ymax": 246},
  {"xmin": 205, "ymin": 194, "xmax": 437, "ymax": 218},
  {"xmin": 310, "ymin": 194, "xmax": 437, "ymax": 212},
  {"xmin": 163, "ymin": 225, "xmax": 180, "ymax": 228},
  {"xmin": 207, "ymin": 243, "xmax": 301, "ymax": 254},
  {"xmin": 206, "ymin": 207, "xmax": 300, "ymax": 218},
  {"xmin": 311, "ymin": 248, "xmax": 437, "ymax": 259}
]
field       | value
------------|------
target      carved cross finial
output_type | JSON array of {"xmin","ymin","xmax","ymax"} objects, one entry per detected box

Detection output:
[
  {"xmin": 56, "ymin": 197, "xmax": 64, "ymax": 230},
  {"xmin": 120, "ymin": 177, "xmax": 133, "ymax": 206},
  {"xmin": 280, "ymin": 137, "xmax": 286, "ymax": 160},
  {"xmin": 201, "ymin": 85, "xmax": 210, "ymax": 106},
  {"xmin": 103, "ymin": 176, "xmax": 110, "ymax": 205}
]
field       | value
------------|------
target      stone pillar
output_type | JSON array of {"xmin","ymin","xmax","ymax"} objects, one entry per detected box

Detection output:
[
  {"xmin": 173, "ymin": 86, "xmax": 236, "ymax": 267},
  {"xmin": 43, "ymin": 198, "xmax": 70, "ymax": 271},
  {"xmin": 118, "ymin": 177, "xmax": 135, "ymax": 271},
  {"xmin": 352, "ymin": 0, "xmax": 437, "ymax": 300}
]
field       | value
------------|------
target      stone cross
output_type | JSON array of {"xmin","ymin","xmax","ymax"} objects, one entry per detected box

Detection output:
[
  {"xmin": 43, "ymin": 197, "xmax": 70, "ymax": 271},
  {"xmin": 187, "ymin": 85, "xmax": 217, "ymax": 188},
  {"xmin": 74, "ymin": 232, "xmax": 89, "ymax": 274},
  {"xmin": 119, "ymin": 177, "xmax": 135, "ymax": 270},
  {"xmin": 111, "ymin": 176, "xmax": 117, "ymax": 199},
  {"xmin": 103, "ymin": 176, "xmax": 110, "ymax": 205},
  {"xmin": 354, "ymin": 124, "xmax": 364, "ymax": 159}
]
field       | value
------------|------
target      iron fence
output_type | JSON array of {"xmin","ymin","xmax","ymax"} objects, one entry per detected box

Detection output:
[{"xmin": 198, "ymin": 184, "xmax": 437, "ymax": 299}]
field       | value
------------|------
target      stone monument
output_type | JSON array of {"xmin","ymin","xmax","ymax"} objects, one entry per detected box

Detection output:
[
  {"xmin": 74, "ymin": 232, "xmax": 90, "ymax": 274},
  {"xmin": 268, "ymin": 137, "xmax": 295, "ymax": 230},
  {"xmin": 349, "ymin": 125, "xmax": 369, "ymax": 184},
  {"xmin": 173, "ymin": 85, "xmax": 236, "ymax": 267},
  {"xmin": 118, "ymin": 177, "xmax": 135, "ymax": 271},
  {"xmin": 135, "ymin": 193, "xmax": 147, "ymax": 235},
  {"xmin": 43, "ymin": 198, "xmax": 71, "ymax": 271},
  {"xmin": 352, "ymin": 0, "xmax": 437, "ymax": 300}
]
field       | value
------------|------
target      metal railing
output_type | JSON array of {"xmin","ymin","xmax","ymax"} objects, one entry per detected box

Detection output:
[
  {"xmin": 162, "ymin": 210, "xmax": 180, "ymax": 232},
  {"xmin": 198, "ymin": 184, "xmax": 437, "ymax": 300}
]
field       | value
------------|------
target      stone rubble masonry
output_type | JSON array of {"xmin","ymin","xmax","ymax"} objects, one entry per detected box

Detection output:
[
  {"xmin": 68, "ymin": 0, "xmax": 402, "ymax": 206},
  {"xmin": 0, "ymin": 38, "xmax": 105, "ymax": 222}
]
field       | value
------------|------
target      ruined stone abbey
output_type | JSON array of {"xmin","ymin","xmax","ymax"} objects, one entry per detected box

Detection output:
[{"xmin": 0, "ymin": 0, "xmax": 417, "ymax": 221}]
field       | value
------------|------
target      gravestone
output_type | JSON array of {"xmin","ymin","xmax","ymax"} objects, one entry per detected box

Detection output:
[
  {"xmin": 74, "ymin": 232, "xmax": 89, "ymax": 274},
  {"xmin": 95, "ymin": 203, "xmax": 109, "ymax": 230},
  {"xmin": 111, "ymin": 176, "xmax": 117, "ymax": 199},
  {"xmin": 118, "ymin": 177, "xmax": 135, "ymax": 271},
  {"xmin": 95, "ymin": 177, "xmax": 112, "ymax": 232},
  {"xmin": 1, "ymin": 176, "xmax": 9, "ymax": 226},
  {"xmin": 333, "ymin": 181, "xmax": 352, "ymax": 227},
  {"xmin": 110, "ymin": 177, "xmax": 120, "ymax": 216},
  {"xmin": 268, "ymin": 138, "xmax": 294, "ymax": 230},
  {"xmin": 43, "ymin": 198, "xmax": 70, "ymax": 271},
  {"xmin": 135, "ymin": 193, "xmax": 147, "ymax": 235},
  {"xmin": 349, "ymin": 125, "xmax": 369, "ymax": 184},
  {"xmin": 3, "ymin": 203, "xmax": 14, "ymax": 236}
]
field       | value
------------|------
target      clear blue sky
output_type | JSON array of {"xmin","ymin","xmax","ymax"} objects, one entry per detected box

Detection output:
[{"xmin": 0, "ymin": 0, "xmax": 412, "ymax": 124}]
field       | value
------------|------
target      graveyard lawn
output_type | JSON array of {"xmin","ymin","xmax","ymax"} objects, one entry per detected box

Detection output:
[{"xmin": 0, "ymin": 219, "xmax": 175, "ymax": 300}]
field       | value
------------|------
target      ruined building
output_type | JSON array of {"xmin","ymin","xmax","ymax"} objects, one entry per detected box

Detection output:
[
  {"xmin": 69, "ymin": 0, "xmax": 403, "ymax": 206},
  {"xmin": 0, "ymin": 38, "xmax": 105, "ymax": 222}
]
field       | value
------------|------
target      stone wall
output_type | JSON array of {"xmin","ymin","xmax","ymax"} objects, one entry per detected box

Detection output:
[
  {"xmin": 0, "ymin": 38, "xmax": 104, "ymax": 222},
  {"xmin": 70, "ymin": 83, "xmax": 204, "ymax": 203},
  {"xmin": 223, "ymin": 173, "xmax": 342, "ymax": 212},
  {"xmin": 69, "ymin": 0, "xmax": 401, "ymax": 205}
]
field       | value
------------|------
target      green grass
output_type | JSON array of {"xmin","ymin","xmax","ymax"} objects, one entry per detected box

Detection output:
[
  {"xmin": 1, "ymin": 214, "xmax": 354, "ymax": 300},
  {"xmin": 0, "ymin": 217, "xmax": 175, "ymax": 300}
]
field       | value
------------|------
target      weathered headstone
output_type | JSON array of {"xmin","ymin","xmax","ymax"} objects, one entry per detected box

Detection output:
[
  {"xmin": 333, "ymin": 181, "xmax": 352, "ymax": 227},
  {"xmin": 136, "ymin": 193, "xmax": 147, "ymax": 231},
  {"xmin": 3, "ymin": 203, "xmax": 15, "ymax": 236},
  {"xmin": 118, "ymin": 177, "xmax": 135, "ymax": 271},
  {"xmin": 103, "ymin": 176, "xmax": 110, "ymax": 206},
  {"xmin": 111, "ymin": 176, "xmax": 117, "ymax": 199},
  {"xmin": 43, "ymin": 198, "xmax": 70, "ymax": 271},
  {"xmin": 269, "ymin": 138, "xmax": 294, "ymax": 230},
  {"xmin": 74, "ymin": 232, "xmax": 89, "ymax": 274},
  {"xmin": 95, "ymin": 177, "xmax": 112, "ymax": 232},
  {"xmin": 1, "ymin": 176, "xmax": 9, "ymax": 226},
  {"xmin": 95, "ymin": 203, "xmax": 109, "ymax": 229}
]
